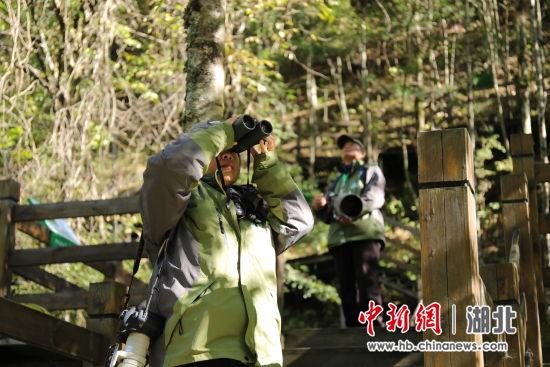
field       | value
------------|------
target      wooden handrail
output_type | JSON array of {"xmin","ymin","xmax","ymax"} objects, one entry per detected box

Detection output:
[
  {"xmin": 13, "ymin": 196, "xmax": 140, "ymax": 222},
  {"xmin": 0, "ymin": 297, "xmax": 109, "ymax": 363},
  {"xmin": 8, "ymin": 286, "xmax": 148, "ymax": 311},
  {"xmin": 13, "ymin": 267, "xmax": 82, "ymax": 292},
  {"xmin": 9, "ymin": 242, "xmax": 142, "ymax": 267},
  {"xmin": 535, "ymin": 162, "xmax": 550, "ymax": 183},
  {"xmin": 508, "ymin": 229, "xmax": 520, "ymax": 265}
]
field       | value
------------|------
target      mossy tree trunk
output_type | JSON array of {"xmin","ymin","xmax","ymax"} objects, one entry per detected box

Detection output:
[{"xmin": 183, "ymin": 0, "xmax": 227, "ymax": 126}]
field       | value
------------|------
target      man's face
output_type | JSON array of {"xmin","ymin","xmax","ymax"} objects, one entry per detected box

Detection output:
[
  {"xmin": 207, "ymin": 150, "xmax": 241, "ymax": 185},
  {"xmin": 340, "ymin": 141, "xmax": 365, "ymax": 164}
]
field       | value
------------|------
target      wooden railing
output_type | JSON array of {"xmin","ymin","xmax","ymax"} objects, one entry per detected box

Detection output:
[
  {"xmin": 0, "ymin": 179, "xmax": 145, "ymax": 364},
  {"xmin": 418, "ymin": 128, "xmax": 544, "ymax": 367}
]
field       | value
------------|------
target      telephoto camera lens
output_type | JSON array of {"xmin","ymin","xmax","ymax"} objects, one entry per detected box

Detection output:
[{"xmin": 332, "ymin": 194, "xmax": 365, "ymax": 219}]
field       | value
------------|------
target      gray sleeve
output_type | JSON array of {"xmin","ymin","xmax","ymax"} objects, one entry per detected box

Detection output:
[
  {"xmin": 140, "ymin": 121, "xmax": 234, "ymax": 259},
  {"xmin": 269, "ymin": 189, "xmax": 315, "ymax": 255}
]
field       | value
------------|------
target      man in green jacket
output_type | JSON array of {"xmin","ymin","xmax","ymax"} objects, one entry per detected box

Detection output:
[
  {"xmin": 312, "ymin": 135, "xmax": 385, "ymax": 328},
  {"xmin": 140, "ymin": 118, "xmax": 314, "ymax": 367}
]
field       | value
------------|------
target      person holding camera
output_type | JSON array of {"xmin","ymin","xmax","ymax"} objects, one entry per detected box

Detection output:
[
  {"xmin": 311, "ymin": 134, "xmax": 386, "ymax": 328},
  {"xmin": 140, "ymin": 116, "xmax": 314, "ymax": 367}
]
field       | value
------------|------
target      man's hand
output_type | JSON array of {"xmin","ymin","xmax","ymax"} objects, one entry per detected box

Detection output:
[
  {"xmin": 226, "ymin": 115, "xmax": 239, "ymax": 124},
  {"xmin": 337, "ymin": 215, "xmax": 353, "ymax": 225},
  {"xmin": 312, "ymin": 194, "xmax": 327, "ymax": 210},
  {"xmin": 251, "ymin": 135, "xmax": 276, "ymax": 156}
]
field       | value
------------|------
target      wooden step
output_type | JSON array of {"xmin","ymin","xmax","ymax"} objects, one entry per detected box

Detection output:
[
  {"xmin": 0, "ymin": 337, "xmax": 81, "ymax": 367},
  {"xmin": 284, "ymin": 327, "xmax": 422, "ymax": 348},
  {"xmin": 283, "ymin": 328, "xmax": 423, "ymax": 367},
  {"xmin": 284, "ymin": 347, "xmax": 423, "ymax": 367}
]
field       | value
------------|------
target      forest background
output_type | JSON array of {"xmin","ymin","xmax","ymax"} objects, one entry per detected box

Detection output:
[{"xmin": 0, "ymin": 0, "xmax": 548, "ymax": 329}]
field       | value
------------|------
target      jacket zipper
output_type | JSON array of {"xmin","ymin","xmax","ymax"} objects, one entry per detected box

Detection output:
[{"xmin": 216, "ymin": 207, "xmax": 256, "ymax": 364}]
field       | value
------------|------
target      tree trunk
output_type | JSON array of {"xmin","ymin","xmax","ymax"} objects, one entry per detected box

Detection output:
[
  {"xmin": 306, "ymin": 58, "xmax": 318, "ymax": 180},
  {"xmin": 480, "ymin": 0, "xmax": 509, "ymax": 152},
  {"xmin": 183, "ymin": 0, "xmax": 226, "ymax": 126},
  {"xmin": 530, "ymin": 0, "xmax": 547, "ymax": 161},
  {"xmin": 359, "ymin": 43, "xmax": 374, "ymax": 162},
  {"xmin": 465, "ymin": 0, "xmax": 476, "ymax": 144},
  {"xmin": 515, "ymin": 0, "xmax": 532, "ymax": 134}
]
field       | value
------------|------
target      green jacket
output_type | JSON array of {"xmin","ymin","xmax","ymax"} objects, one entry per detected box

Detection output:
[
  {"xmin": 316, "ymin": 161, "xmax": 385, "ymax": 248},
  {"xmin": 140, "ymin": 121, "xmax": 314, "ymax": 367}
]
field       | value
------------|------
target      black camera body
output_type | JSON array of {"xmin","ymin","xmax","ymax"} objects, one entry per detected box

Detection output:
[
  {"xmin": 231, "ymin": 115, "xmax": 272, "ymax": 153},
  {"xmin": 227, "ymin": 184, "xmax": 269, "ymax": 224}
]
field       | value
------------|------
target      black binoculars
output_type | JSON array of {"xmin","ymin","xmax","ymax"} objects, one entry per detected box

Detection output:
[{"xmin": 231, "ymin": 115, "xmax": 273, "ymax": 153}]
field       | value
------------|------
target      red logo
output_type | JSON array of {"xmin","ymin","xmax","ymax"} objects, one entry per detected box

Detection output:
[
  {"xmin": 385, "ymin": 303, "xmax": 410, "ymax": 333},
  {"xmin": 415, "ymin": 302, "xmax": 442, "ymax": 335},
  {"xmin": 359, "ymin": 301, "xmax": 442, "ymax": 336},
  {"xmin": 358, "ymin": 300, "xmax": 383, "ymax": 336}
]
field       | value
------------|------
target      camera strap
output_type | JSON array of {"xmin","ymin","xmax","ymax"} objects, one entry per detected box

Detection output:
[
  {"xmin": 215, "ymin": 157, "xmax": 231, "ymax": 208},
  {"xmin": 246, "ymin": 148, "xmax": 251, "ymax": 185},
  {"xmin": 122, "ymin": 232, "xmax": 170, "ymax": 312},
  {"xmin": 122, "ymin": 234, "xmax": 145, "ymax": 310}
]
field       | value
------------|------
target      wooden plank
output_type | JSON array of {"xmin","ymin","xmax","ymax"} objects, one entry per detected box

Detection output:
[
  {"xmin": 0, "ymin": 179, "xmax": 20, "ymax": 201},
  {"xmin": 16, "ymin": 222, "xmax": 50, "ymax": 243},
  {"xmin": 510, "ymin": 133, "xmax": 544, "ymax": 307},
  {"xmin": 442, "ymin": 128, "xmax": 475, "ymax": 185},
  {"xmin": 87, "ymin": 281, "xmax": 127, "ymax": 343},
  {"xmin": 283, "ymin": 327, "xmax": 422, "ymax": 348},
  {"xmin": 419, "ymin": 129, "xmax": 483, "ymax": 367},
  {"xmin": 534, "ymin": 162, "xmax": 550, "ymax": 183},
  {"xmin": 501, "ymin": 174, "xmax": 543, "ymax": 367},
  {"xmin": 13, "ymin": 196, "xmax": 139, "ymax": 222},
  {"xmin": 444, "ymin": 187, "xmax": 483, "ymax": 367},
  {"xmin": 8, "ymin": 242, "xmax": 141, "ymax": 267},
  {"xmin": 504, "ymin": 303, "xmax": 526, "ymax": 367},
  {"xmin": 418, "ymin": 130, "xmax": 449, "ymax": 367},
  {"xmin": 419, "ymin": 188, "xmax": 451, "ymax": 367},
  {"xmin": 418, "ymin": 130, "xmax": 443, "ymax": 184},
  {"xmin": 0, "ymin": 179, "xmax": 20, "ymax": 297},
  {"xmin": 13, "ymin": 267, "xmax": 81, "ymax": 292},
  {"xmin": 8, "ymin": 286, "xmax": 148, "ymax": 311},
  {"xmin": 15, "ymin": 222, "xmax": 144, "ymax": 286},
  {"xmin": 9, "ymin": 290, "xmax": 89, "ymax": 310},
  {"xmin": 480, "ymin": 265, "xmax": 498, "ymax": 303},
  {"xmin": 0, "ymin": 297, "xmax": 109, "ymax": 363},
  {"xmin": 495, "ymin": 263, "xmax": 520, "ymax": 304},
  {"xmin": 87, "ymin": 281, "xmax": 126, "ymax": 316},
  {"xmin": 538, "ymin": 214, "xmax": 550, "ymax": 234}
]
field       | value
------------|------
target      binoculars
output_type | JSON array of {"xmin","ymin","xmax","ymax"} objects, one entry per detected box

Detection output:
[
  {"xmin": 331, "ymin": 194, "xmax": 367, "ymax": 219},
  {"xmin": 231, "ymin": 115, "xmax": 273, "ymax": 153}
]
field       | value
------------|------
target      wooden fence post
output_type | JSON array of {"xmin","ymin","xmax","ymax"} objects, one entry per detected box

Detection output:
[
  {"xmin": 0, "ymin": 179, "xmax": 20, "ymax": 297},
  {"xmin": 418, "ymin": 128, "xmax": 483, "ymax": 367},
  {"xmin": 501, "ymin": 174, "xmax": 543, "ymax": 367},
  {"xmin": 86, "ymin": 281, "xmax": 126, "ymax": 343},
  {"xmin": 510, "ymin": 134, "xmax": 545, "ymax": 306},
  {"xmin": 480, "ymin": 262, "xmax": 524, "ymax": 367}
]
